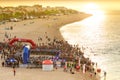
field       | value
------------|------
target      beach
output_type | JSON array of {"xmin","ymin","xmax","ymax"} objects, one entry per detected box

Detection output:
[
  {"xmin": 0, "ymin": 13, "xmax": 90, "ymax": 43},
  {"xmin": 0, "ymin": 55, "xmax": 99, "ymax": 80},
  {"xmin": 0, "ymin": 13, "xmax": 100, "ymax": 80}
]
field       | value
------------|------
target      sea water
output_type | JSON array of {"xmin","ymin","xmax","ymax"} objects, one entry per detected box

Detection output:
[{"xmin": 60, "ymin": 14, "xmax": 120, "ymax": 80}]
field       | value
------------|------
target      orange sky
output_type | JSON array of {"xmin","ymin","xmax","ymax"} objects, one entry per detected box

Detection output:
[{"xmin": 0, "ymin": 0, "xmax": 120, "ymax": 11}]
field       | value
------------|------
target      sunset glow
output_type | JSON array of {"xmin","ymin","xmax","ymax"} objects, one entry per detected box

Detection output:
[{"xmin": 82, "ymin": 3, "xmax": 104, "ymax": 15}]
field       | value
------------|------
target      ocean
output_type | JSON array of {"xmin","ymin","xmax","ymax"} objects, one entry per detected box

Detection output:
[{"xmin": 60, "ymin": 14, "xmax": 120, "ymax": 80}]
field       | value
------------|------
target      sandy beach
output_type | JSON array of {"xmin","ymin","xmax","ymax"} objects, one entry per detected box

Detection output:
[
  {"xmin": 0, "ymin": 13, "xmax": 90, "ymax": 43},
  {"xmin": 0, "ymin": 13, "xmax": 100, "ymax": 80},
  {"xmin": 0, "ymin": 54, "xmax": 99, "ymax": 80}
]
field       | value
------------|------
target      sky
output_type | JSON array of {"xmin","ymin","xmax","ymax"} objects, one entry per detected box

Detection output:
[{"xmin": 0, "ymin": 0, "xmax": 120, "ymax": 11}]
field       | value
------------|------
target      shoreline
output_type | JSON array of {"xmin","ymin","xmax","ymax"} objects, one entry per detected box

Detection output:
[{"xmin": 0, "ymin": 13, "xmax": 100, "ymax": 80}]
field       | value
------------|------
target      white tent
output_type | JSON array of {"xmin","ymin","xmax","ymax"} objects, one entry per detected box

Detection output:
[{"xmin": 42, "ymin": 60, "xmax": 53, "ymax": 71}]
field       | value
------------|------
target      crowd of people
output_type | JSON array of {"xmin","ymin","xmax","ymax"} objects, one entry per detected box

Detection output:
[
  {"xmin": 0, "ymin": 32, "xmax": 96, "ymax": 75},
  {"xmin": 36, "ymin": 32, "xmax": 94, "ymax": 72}
]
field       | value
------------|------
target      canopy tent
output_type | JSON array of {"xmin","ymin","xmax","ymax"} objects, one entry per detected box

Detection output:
[
  {"xmin": 42, "ymin": 60, "xmax": 53, "ymax": 71},
  {"xmin": 6, "ymin": 58, "xmax": 17, "ymax": 63}
]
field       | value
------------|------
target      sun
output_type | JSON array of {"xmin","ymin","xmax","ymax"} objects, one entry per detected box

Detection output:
[
  {"xmin": 84, "ymin": 3, "xmax": 98, "ymax": 10},
  {"xmin": 82, "ymin": 3, "xmax": 104, "ymax": 15}
]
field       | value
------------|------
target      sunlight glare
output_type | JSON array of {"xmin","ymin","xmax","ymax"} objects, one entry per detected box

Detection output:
[{"xmin": 82, "ymin": 3, "xmax": 104, "ymax": 15}]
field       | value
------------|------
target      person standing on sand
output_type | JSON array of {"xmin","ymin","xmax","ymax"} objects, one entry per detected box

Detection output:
[
  {"xmin": 13, "ymin": 67, "xmax": 16, "ymax": 76},
  {"xmin": 2, "ymin": 61, "xmax": 4, "ymax": 67},
  {"xmin": 104, "ymin": 71, "xmax": 107, "ymax": 80}
]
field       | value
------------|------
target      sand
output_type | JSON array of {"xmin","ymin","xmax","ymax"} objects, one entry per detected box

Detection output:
[
  {"xmin": 0, "ymin": 13, "xmax": 100, "ymax": 80},
  {"xmin": 0, "ymin": 13, "xmax": 90, "ymax": 43},
  {"xmin": 0, "ymin": 56, "xmax": 99, "ymax": 80}
]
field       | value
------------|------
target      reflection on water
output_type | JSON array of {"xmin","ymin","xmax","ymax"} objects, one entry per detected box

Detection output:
[
  {"xmin": 60, "ymin": 14, "xmax": 120, "ymax": 80},
  {"xmin": 60, "ymin": 14, "xmax": 106, "ymax": 49},
  {"xmin": 60, "ymin": 14, "xmax": 106, "ymax": 66}
]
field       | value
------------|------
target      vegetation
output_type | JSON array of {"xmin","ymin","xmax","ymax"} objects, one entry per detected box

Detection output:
[{"xmin": 0, "ymin": 5, "xmax": 79, "ymax": 21}]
